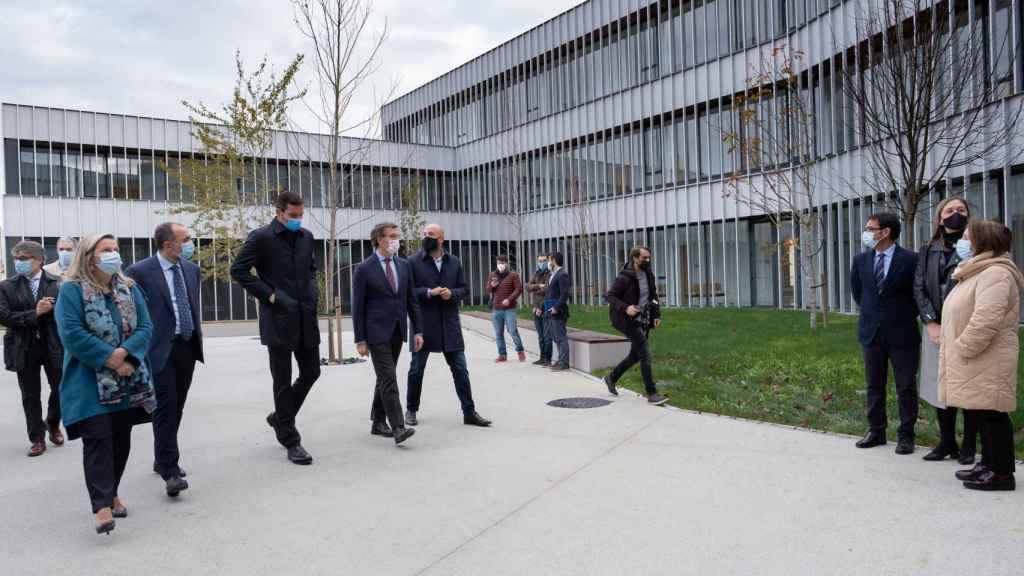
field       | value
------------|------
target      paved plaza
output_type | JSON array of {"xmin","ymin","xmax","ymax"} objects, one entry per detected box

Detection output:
[{"xmin": 1, "ymin": 328, "xmax": 1022, "ymax": 575}]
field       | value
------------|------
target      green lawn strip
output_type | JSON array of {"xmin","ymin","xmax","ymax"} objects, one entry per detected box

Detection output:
[{"xmin": 465, "ymin": 304, "xmax": 1023, "ymax": 458}]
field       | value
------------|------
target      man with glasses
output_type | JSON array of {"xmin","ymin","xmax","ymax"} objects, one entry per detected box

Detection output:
[{"xmin": 851, "ymin": 212, "xmax": 921, "ymax": 455}]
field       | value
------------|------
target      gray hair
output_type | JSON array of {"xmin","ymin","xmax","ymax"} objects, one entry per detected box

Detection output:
[
  {"xmin": 154, "ymin": 222, "xmax": 178, "ymax": 251},
  {"xmin": 12, "ymin": 240, "xmax": 45, "ymax": 262},
  {"xmin": 57, "ymin": 236, "xmax": 78, "ymax": 250}
]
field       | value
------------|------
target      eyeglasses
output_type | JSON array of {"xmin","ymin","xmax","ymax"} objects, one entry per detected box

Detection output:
[{"xmin": 863, "ymin": 226, "xmax": 881, "ymax": 232}]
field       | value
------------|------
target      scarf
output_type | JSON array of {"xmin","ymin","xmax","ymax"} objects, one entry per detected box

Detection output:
[{"xmin": 81, "ymin": 279, "xmax": 155, "ymax": 412}]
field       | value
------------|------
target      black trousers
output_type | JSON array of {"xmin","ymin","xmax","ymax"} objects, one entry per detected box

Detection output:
[
  {"xmin": 966, "ymin": 410, "xmax": 1016, "ymax": 475},
  {"xmin": 267, "ymin": 345, "xmax": 321, "ymax": 448},
  {"xmin": 369, "ymin": 326, "xmax": 406, "ymax": 429},
  {"xmin": 935, "ymin": 406, "xmax": 980, "ymax": 455},
  {"xmin": 153, "ymin": 339, "xmax": 198, "ymax": 479},
  {"xmin": 863, "ymin": 341, "xmax": 920, "ymax": 440},
  {"xmin": 79, "ymin": 411, "xmax": 135, "ymax": 513},
  {"xmin": 16, "ymin": 344, "xmax": 62, "ymax": 443},
  {"xmin": 609, "ymin": 325, "xmax": 657, "ymax": 395}
]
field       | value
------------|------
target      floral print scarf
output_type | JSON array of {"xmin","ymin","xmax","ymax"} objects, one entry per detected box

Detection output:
[{"xmin": 81, "ymin": 279, "xmax": 155, "ymax": 412}]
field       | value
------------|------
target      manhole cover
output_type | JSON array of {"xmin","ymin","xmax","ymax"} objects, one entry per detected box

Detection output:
[{"xmin": 547, "ymin": 397, "xmax": 612, "ymax": 409}]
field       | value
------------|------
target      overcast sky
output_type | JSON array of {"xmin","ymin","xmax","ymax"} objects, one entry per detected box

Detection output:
[{"xmin": 0, "ymin": 0, "xmax": 581, "ymax": 135}]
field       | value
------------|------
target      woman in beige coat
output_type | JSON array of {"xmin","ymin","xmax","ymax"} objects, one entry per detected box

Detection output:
[{"xmin": 938, "ymin": 219, "xmax": 1022, "ymax": 491}]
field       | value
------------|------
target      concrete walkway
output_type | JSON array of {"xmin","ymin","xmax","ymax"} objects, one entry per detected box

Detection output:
[{"xmin": 0, "ymin": 330, "xmax": 1021, "ymax": 575}]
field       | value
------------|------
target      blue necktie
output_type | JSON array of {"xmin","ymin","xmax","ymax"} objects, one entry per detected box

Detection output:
[
  {"xmin": 874, "ymin": 253, "xmax": 886, "ymax": 292},
  {"xmin": 171, "ymin": 264, "xmax": 194, "ymax": 339}
]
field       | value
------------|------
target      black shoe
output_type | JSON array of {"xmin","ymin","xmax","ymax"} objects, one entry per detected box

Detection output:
[
  {"xmin": 95, "ymin": 520, "xmax": 115, "ymax": 535},
  {"xmin": 463, "ymin": 412, "xmax": 492, "ymax": 427},
  {"xmin": 533, "ymin": 358, "xmax": 551, "ymax": 366},
  {"xmin": 371, "ymin": 421, "xmax": 394, "ymax": 437},
  {"xmin": 165, "ymin": 476, "xmax": 189, "ymax": 498},
  {"xmin": 647, "ymin": 393, "xmax": 668, "ymax": 406},
  {"xmin": 604, "ymin": 375, "xmax": 618, "ymax": 396},
  {"xmin": 266, "ymin": 412, "xmax": 278, "ymax": 431},
  {"xmin": 958, "ymin": 451, "xmax": 977, "ymax": 466},
  {"xmin": 287, "ymin": 445, "xmax": 313, "ymax": 465},
  {"xmin": 895, "ymin": 439, "xmax": 915, "ymax": 455},
  {"xmin": 112, "ymin": 501, "xmax": 128, "ymax": 519},
  {"xmin": 549, "ymin": 363, "xmax": 569, "ymax": 372},
  {"xmin": 855, "ymin": 431, "xmax": 887, "ymax": 449},
  {"xmin": 922, "ymin": 444, "xmax": 960, "ymax": 462},
  {"xmin": 963, "ymin": 471, "xmax": 1016, "ymax": 491},
  {"xmin": 955, "ymin": 464, "xmax": 989, "ymax": 481},
  {"xmin": 393, "ymin": 427, "xmax": 415, "ymax": 445},
  {"xmin": 405, "ymin": 410, "xmax": 418, "ymax": 426}
]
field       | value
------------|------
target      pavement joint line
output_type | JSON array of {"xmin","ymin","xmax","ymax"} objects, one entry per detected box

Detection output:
[
  {"xmin": 573, "ymin": 372, "xmax": 1024, "ymax": 465},
  {"xmin": 411, "ymin": 410, "xmax": 672, "ymax": 576}
]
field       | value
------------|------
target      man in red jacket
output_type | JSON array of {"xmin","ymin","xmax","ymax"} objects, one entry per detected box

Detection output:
[{"xmin": 486, "ymin": 255, "xmax": 525, "ymax": 362}]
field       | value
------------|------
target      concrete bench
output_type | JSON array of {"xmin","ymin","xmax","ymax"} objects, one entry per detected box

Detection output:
[{"xmin": 460, "ymin": 310, "xmax": 629, "ymax": 373}]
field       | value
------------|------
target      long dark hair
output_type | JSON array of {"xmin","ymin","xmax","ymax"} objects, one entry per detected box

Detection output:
[{"xmin": 929, "ymin": 196, "xmax": 970, "ymax": 243}]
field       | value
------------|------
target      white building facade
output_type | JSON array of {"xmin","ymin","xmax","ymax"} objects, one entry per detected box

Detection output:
[{"xmin": 3, "ymin": 0, "xmax": 1024, "ymax": 320}]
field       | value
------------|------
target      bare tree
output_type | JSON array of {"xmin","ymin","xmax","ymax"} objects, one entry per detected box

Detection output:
[
  {"xmin": 724, "ymin": 46, "xmax": 829, "ymax": 330},
  {"xmin": 840, "ymin": 0, "xmax": 1023, "ymax": 244},
  {"xmin": 293, "ymin": 0, "xmax": 388, "ymax": 364}
]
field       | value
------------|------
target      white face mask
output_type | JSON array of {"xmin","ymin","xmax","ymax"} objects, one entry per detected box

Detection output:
[
  {"xmin": 497, "ymin": 263, "xmax": 507, "ymax": 273},
  {"xmin": 386, "ymin": 239, "xmax": 400, "ymax": 256}
]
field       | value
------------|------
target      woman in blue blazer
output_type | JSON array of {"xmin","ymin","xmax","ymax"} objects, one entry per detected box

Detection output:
[{"xmin": 55, "ymin": 234, "xmax": 154, "ymax": 535}]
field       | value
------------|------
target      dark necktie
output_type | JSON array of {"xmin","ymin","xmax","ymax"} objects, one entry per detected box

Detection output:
[
  {"xmin": 384, "ymin": 258, "xmax": 397, "ymax": 293},
  {"xmin": 874, "ymin": 253, "xmax": 886, "ymax": 292},
  {"xmin": 171, "ymin": 264, "xmax": 194, "ymax": 339}
]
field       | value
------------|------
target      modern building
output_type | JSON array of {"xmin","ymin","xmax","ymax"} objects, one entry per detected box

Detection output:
[{"xmin": 3, "ymin": 0, "xmax": 1024, "ymax": 322}]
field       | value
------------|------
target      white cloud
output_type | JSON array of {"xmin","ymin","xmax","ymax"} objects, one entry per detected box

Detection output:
[{"xmin": 0, "ymin": 0, "xmax": 581, "ymax": 136}]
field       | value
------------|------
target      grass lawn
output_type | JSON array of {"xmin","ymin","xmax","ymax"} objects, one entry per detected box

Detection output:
[{"xmin": 467, "ymin": 305, "xmax": 1024, "ymax": 458}]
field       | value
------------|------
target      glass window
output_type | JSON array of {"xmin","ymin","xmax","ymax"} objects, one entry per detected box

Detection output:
[
  {"xmin": 127, "ymin": 155, "xmax": 141, "ymax": 199},
  {"xmin": 36, "ymin": 145, "xmax": 52, "ymax": 197},
  {"xmin": 66, "ymin": 149, "xmax": 82, "ymax": 198},
  {"xmin": 51, "ymin": 149, "xmax": 65, "ymax": 197},
  {"xmin": 20, "ymin": 143, "xmax": 35, "ymax": 196},
  {"xmin": 3, "ymin": 139, "xmax": 18, "ymax": 195}
]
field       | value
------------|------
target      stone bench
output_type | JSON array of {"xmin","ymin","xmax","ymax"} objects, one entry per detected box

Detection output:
[{"xmin": 460, "ymin": 310, "xmax": 629, "ymax": 373}]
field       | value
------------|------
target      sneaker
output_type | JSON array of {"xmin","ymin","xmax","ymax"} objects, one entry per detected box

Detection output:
[
  {"xmin": 494, "ymin": 355, "xmax": 507, "ymax": 363},
  {"xmin": 517, "ymin": 351, "xmax": 527, "ymax": 362},
  {"xmin": 647, "ymin": 393, "xmax": 668, "ymax": 406},
  {"xmin": 603, "ymin": 375, "xmax": 618, "ymax": 396}
]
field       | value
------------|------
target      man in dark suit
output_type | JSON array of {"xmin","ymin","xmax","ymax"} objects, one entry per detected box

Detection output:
[
  {"xmin": 231, "ymin": 191, "xmax": 321, "ymax": 465},
  {"xmin": 851, "ymin": 211, "xmax": 921, "ymax": 455},
  {"xmin": 404, "ymin": 223, "xmax": 491, "ymax": 427},
  {"xmin": 0, "ymin": 241, "xmax": 63, "ymax": 457},
  {"xmin": 126, "ymin": 222, "xmax": 204, "ymax": 497},
  {"xmin": 545, "ymin": 251, "xmax": 572, "ymax": 371},
  {"xmin": 353, "ymin": 222, "xmax": 423, "ymax": 445}
]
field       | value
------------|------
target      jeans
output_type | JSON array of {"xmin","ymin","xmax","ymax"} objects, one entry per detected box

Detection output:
[
  {"xmin": 491, "ymin": 309, "xmax": 524, "ymax": 356},
  {"xmin": 609, "ymin": 325, "xmax": 657, "ymax": 395},
  {"xmin": 406, "ymin": 348, "xmax": 475, "ymax": 415},
  {"xmin": 533, "ymin": 312, "xmax": 552, "ymax": 361}
]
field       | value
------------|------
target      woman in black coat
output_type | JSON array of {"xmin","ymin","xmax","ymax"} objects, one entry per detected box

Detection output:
[{"xmin": 913, "ymin": 196, "xmax": 978, "ymax": 464}]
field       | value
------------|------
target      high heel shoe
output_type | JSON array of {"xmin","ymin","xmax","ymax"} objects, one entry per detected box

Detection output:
[
  {"xmin": 95, "ymin": 508, "xmax": 115, "ymax": 535},
  {"xmin": 112, "ymin": 498, "xmax": 127, "ymax": 519}
]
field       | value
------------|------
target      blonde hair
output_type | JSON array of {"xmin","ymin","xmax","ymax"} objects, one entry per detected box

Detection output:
[{"xmin": 64, "ymin": 234, "xmax": 134, "ymax": 292}]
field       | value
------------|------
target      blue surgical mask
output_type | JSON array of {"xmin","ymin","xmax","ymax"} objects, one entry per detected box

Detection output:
[
  {"xmin": 538, "ymin": 261, "xmax": 548, "ymax": 271},
  {"xmin": 285, "ymin": 219, "xmax": 302, "ymax": 232},
  {"xmin": 98, "ymin": 252, "xmax": 123, "ymax": 275},
  {"xmin": 180, "ymin": 241, "xmax": 195, "ymax": 261},
  {"xmin": 955, "ymin": 238, "xmax": 973, "ymax": 262},
  {"xmin": 58, "ymin": 250, "xmax": 74, "ymax": 270},
  {"xmin": 14, "ymin": 260, "xmax": 33, "ymax": 276},
  {"xmin": 862, "ymin": 231, "xmax": 879, "ymax": 250}
]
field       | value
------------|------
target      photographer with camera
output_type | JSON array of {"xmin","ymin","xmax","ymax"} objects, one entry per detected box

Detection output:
[{"xmin": 603, "ymin": 246, "xmax": 667, "ymax": 406}]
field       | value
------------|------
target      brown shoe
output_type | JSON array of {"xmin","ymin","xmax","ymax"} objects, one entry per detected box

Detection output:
[
  {"xmin": 48, "ymin": 426, "xmax": 65, "ymax": 446},
  {"xmin": 27, "ymin": 441, "xmax": 46, "ymax": 457},
  {"xmin": 517, "ymin": 352, "xmax": 527, "ymax": 362}
]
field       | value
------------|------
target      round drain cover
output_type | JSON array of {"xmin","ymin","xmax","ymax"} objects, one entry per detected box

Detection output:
[{"xmin": 547, "ymin": 397, "xmax": 612, "ymax": 409}]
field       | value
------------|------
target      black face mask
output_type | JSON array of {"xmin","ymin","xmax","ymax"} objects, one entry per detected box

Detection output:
[
  {"xmin": 942, "ymin": 212, "xmax": 968, "ymax": 232},
  {"xmin": 638, "ymin": 260, "xmax": 651, "ymax": 271},
  {"xmin": 422, "ymin": 237, "xmax": 439, "ymax": 253}
]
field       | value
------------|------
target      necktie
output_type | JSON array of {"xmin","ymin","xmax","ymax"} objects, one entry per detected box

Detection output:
[
  {"xmin": 874, "ymin": 253, "xmax": 886, "ymax": 292},
  {"xmin": 384, "ymin": 258, "xmax": 397, "ymax": 293},
  {"xmin": 171, "ymin": 264, "xmax": 195, "ymax": 339},
  {"xmin": 30, "ymin": 278, "xmax": 38, "ymax": 300}
]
